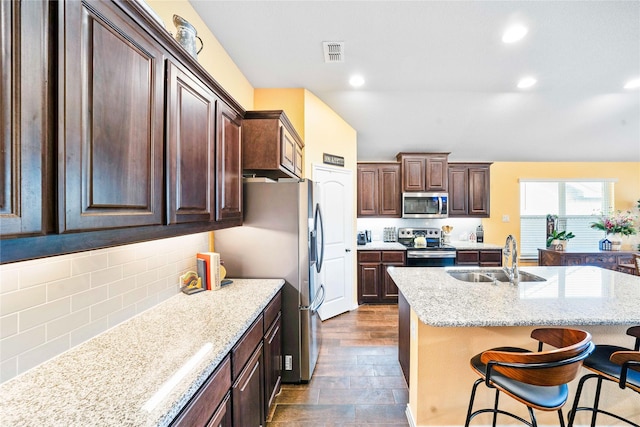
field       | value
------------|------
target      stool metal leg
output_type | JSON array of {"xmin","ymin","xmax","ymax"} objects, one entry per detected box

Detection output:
[
  {"xmin": 492, "ymin": 389, "xmax": 500, "ymax": 427},
  {"xmin": 590, "ymin": 376, "xmax": 604, "ymax": 427},
  {"xmin": 465, "ymin": 378, "xmax": 483, "ymax": 427}
]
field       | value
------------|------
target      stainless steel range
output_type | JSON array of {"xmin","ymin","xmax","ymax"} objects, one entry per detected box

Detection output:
[{"xmin": 397, "ymin": 227, "xmax": 456, "ymax": 267}]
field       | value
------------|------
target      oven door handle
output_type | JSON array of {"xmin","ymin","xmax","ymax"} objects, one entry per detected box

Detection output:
[{"xmin": 407, "ymin": 251, "xmax": 456, "ymax": 259}]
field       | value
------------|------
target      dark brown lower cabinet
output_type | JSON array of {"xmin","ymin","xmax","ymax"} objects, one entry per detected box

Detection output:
[
  {"xmin": 263, "ymin": 312, "xmax": 282, "ymax": 416},
  {"xmin": 206, "ymin": 392, "xmax": 232, "ymax": 427},
  {"xmin": 232, "ymin": 342, "xmax": 264, "ymax": 427},
  {"xmin": 398, "ymin": 291, "xmax": 410, "ymax": 387},
  {"xmin": 171, "ymin": 356, "xmax": 231, "ymax": 427},
  {"xmin": 358, "ymin": 251, "xmax": 406, "ymax": 304},
  {"xmin": 455, "ymin": 249, "xmax": 502, "ymax": 267}
]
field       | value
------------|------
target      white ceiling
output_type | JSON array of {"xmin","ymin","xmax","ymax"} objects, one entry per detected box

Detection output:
[{"xmin": 190, "ymin": 1, "xmax": 640, "ymax": 162}]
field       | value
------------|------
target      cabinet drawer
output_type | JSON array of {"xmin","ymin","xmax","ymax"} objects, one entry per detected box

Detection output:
[
  {"xmin": 358, "ymin": 251, "xmax": 382, "ymax": 262},
  {"xmin": 479, "ymin": 250, "xmax": 501, "ymax": 264},
  {"xmin": 232, "ymin": 314, "xmax": 263, "ymax": 380},
  {"xmin": 456, "ymin": 250, "xmax": 479, "ymax": 265},
  {"xmin": 171, "ymin": 355, "xmax": 231, "ymax": 427},
  {"xmin": 382, "ymin": 251, "xmax": 405, "ymax": 263},
  {"xmin": 263, "ymin": 291, "xmax": 282, "ymax": 335},
  {"xmin": 206, "ymin": 392, "xmax": 231, "ymax": 427}
]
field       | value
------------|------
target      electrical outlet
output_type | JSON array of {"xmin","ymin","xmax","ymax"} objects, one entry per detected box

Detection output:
[
  {"xmin": 285, "ymin": 355, "xmax": 292, "ymax": 370},
  {"xmin": 502, "ymin": 215, "xmax": 510, "ymax": 222}
]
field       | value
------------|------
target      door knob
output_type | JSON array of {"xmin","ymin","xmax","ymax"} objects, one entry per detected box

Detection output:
[{"xmin": 345, "ymin": 249, "xmax": 351, "ymax": 252}]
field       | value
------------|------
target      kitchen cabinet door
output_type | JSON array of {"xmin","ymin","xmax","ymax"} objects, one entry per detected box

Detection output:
[
  {"xmin": 397, "ymin": 153, "xmax": 449, "ymax": 193},
  {"xmin": 356, "ymin": 163, "xmax": 401, "ymax": 217},
  {"xmin": 382, "ymin": 251, "xmax": 405, "ymax": 302},
  {"xmin": 0, "ymin": 0, "xmax": 53, "ymax": 237},
  {"xmin": 358, "ymin": 251, "xmax": 404, "ymax": 304},
  {"xmin": 232, "ymin": 343, "xmax": 264, "ymax": 427},
  {"xmin": 263, "ymin": 312, "xmax": 282, "ymax": 416},
  {"xmin": 242, "ymin": 110, "xmax": 304, "ymax": 179},
  {"xmin": 166, "ymin": 61, "xmax": 216, "ymax": 224},
  {"xmin": 216, "ymin": 102, "xmax": 242, "ymax": 222},
  {"xmin": 448, "ymin": 163, "xmax": 491, "ymax": 217},
  {"xmin": 59, "ymin": 0, "xmax": 165, "ymax": 231},
  {"xmin": 206, "ymin": 393, "xmax": 232, "ymax": 427}
]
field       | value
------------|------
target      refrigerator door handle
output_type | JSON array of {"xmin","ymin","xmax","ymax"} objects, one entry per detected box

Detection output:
[
  {"xmin": 300, "ymin": 284, "xmax": 325, "ymax": 314},
  {"xmin": 314, "ymin": 204, "xmax": 325, "ymax": 273}
]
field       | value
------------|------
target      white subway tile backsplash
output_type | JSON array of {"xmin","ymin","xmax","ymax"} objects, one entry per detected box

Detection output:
[
  {"xmin": 0, "ymin": 232, "xmax": 210, "ymax": 383},
  {"xmin": 91, "ymin": 296, "xmax": 123, "ymax": 321},
  {"xmin": 19, "ymin": 298, "xmax": 71, "ymax": 331},
  {"xmin": 0, "ymin": 314, "xmax": 18, "ymax": 339},
  {"xmin": 71, "ymin": 253, "xmax": 109, "ymax": 275},
  {"xmin": 91, "ymin": 266, "xmax": 123, "ymax": 288},
  {"xmin": 0, "ymin": 326, "xmax": 46, "ymax": 359},
  {"xmin": 18, "ymin": 335, "xmax": 69, "ymax": 374},
  {"xmin": 71, "ymin": 286, "xmax": 109, "ymax": 311},
  {"xmin": 47, "ymin": 274, "xmax": 91, "ymax": 301},
  {"xmin": 1, "ymin": 286, "xmax": 47, "ymax": 316},
  {"xmin": 47, "ymin": 309, "xmax": 90, "ymax": 340},
  {"xmin": 69, "ymin": 318, "xmax": 109, "ymax": 348},
  {"xmin": 20, "ymin": 259, "xmax": 71, "ymax": 289},
  {"xmin": 0, "ymin": 357, "xmax": 17, "ymax": 383}
]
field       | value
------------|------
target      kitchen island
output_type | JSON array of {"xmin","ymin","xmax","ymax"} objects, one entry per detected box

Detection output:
[
  {"xmin": 0, "ymin": 279, "xmax": 284, "ymax": 426},
  {"xmin": 388, "ymin": 266, "xmax": 640, "ymax": 426}
]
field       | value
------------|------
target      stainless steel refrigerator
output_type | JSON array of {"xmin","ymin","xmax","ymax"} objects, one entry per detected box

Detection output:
[{"xmin": 214, "ymin": 178, "xmax": 325, "ymax": 383}]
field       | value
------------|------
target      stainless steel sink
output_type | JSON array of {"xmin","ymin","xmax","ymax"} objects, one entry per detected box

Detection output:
[{"xmin": 447, "ymin": 269, "xmax": 546, "ymax": 283}]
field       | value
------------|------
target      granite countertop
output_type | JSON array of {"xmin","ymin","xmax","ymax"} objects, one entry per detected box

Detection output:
[
  {"xmin": 0, "ymin": 279, "xmax": 284, "ymax": 427},
  {"xmin": 388, "ymin": 266, "xmax": 640, "ymax": 328},
  {"xmin": 356, "ymin": 241, "xmax": 504, "ymax": 251}
]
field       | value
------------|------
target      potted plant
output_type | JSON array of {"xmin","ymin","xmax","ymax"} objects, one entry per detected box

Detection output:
[
  {"xmin": 590, "ymin": 210, "xmax": 637, "ymax": 251},
  {"xmin": 546, "ymin": 230, "xmax": 575, "ymax": 251}
]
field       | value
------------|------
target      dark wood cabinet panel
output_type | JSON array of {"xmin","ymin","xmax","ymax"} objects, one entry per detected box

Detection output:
[
  {"xmin": 242, "ymin": 110, "xmax": 304, "ymax": 179},
  {"xmin": 263, "ymin": 312, "xmax": 282, "ymax": 416},
  {"xmin": 206, "ymin": 392, "xmax": 232, "ymax": 427},
  {"xmin": 216, "ymin": 103, "xmax": 242, "ymax": 222},
  {"xmin": 397, "ymin": 153, "xmax": 449, "ymax": 193},
  {"xmin": 538, "ymin": 248, "xmax": 635, "ymax": 271},
  {"xmin": 456, "ymin": 249, "xmax": 502, "ymax": 267},
  {"xmin": 398, "ymin": 291, "xmax": 410, "ymax": 387},
  {"xmin": 232, "ymin": 342, "xmax": 264, "ymax": 427},
  {"xmin": 166, "ymin": 61, "xmax": 216, "ymax": 224},
  {"xmin": 448, "ymin": 163, "xmax": 491, "ymax": 217},
  {"xmin": 358, "ymin": 250, "xmax": 405, "ymax": 304},
  {"xmin": 59, "ymin": 0, "xmax": 165, "ymax": 231},
  {"xmin": 171, "ymin": 356, "xmax": 231, "ymax": 427},
  {"xmin": 0, "ymin": 0, "xmax": 53, "ymax": 237},
  {"xmin": 356, "ymin": 163, "xmax": 400, "ymax": 217}
]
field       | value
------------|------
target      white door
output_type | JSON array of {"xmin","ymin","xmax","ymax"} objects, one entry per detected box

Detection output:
[{"xmin": 312, "ymin": 164, "xmax": 354, "ymax": 320}]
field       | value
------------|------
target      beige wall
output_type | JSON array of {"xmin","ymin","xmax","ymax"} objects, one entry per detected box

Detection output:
[{"xmin": 484, "ymin": 162, "xmax": 640, "ymax": 262}]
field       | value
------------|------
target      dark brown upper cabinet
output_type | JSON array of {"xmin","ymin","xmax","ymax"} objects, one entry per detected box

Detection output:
[
  {"xmin": 216, "ymin": 103, "xmax": 243, "ymax": 222},
  {"xmin": 242, "ymin": 110, "xmax": 304, "ymax": 179},
  {"xmin": 0, "ymin": 0, "xmax": 54, "ymax": 238},
  {"xmin": 58, "ymin": 0, "xmax": 165, "ymax": 232},
  {"xmin": 166, "ymin": 60, "xmax": 217, "ymax": 224},
  {"xmin": 357, "ymin": 163, "xmax": 401, "ymax": 217},
  {"xmin": 396, "ymin": 153, "xmax": 449, "ymax": 192},
  {"xmin": 448, "ymin": 163, "xmax": 491, "ymax": 217}
]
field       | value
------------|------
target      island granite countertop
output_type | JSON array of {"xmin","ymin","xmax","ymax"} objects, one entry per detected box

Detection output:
[
  {"xmin": 388, "ymin": 266, "xmax": 640, "ymax": 327},
  {"xmin": 0, "ymin": 279, "xmax": 284, "ymax": 427}
]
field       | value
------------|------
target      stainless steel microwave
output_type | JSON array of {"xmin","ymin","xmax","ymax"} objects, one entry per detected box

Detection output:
[{"xmin": 402, "ymin": 192, "xmax": 448, "ymax": 218}]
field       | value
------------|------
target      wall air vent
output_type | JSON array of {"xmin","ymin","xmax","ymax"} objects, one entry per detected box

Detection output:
[{"xmin": 323, "ymin": 41, "xmax": 345, "ymax": 63}]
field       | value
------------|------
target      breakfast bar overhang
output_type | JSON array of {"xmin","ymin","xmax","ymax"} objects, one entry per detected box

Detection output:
[{"xmin": 388, "ymin": 266, "xmax": 640, "ymax": 426}]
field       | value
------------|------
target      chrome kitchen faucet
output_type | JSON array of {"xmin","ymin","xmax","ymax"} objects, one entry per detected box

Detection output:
[{"xmin": 503, "ymin": 235, "xmax": 520, "ymax": 285}]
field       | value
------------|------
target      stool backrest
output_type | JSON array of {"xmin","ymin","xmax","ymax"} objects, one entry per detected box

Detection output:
[{"xmin": 481, "ymin": 328, "xmax": 593, "ymax": 387}]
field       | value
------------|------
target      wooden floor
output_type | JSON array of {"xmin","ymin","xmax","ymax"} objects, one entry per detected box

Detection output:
[{"xmin": 267, "ymin": 304, "xmax": 409, "ymax": 426}]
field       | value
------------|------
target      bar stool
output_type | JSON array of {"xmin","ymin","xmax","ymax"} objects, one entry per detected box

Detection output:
[
  {"xmin": 464, "ymin": 328, "xmax": 594, "ymax": 427},
  {"xmin": 567, "ymin": 326, "xmax": 640, "ymax": 427}
]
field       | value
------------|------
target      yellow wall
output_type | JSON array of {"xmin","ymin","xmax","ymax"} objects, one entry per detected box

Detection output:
[
  {"xmin": 484, "ymin": 162, "xmax": 640, "ymax": 258},
  {"xmin": 146, "ymin": 0, "xmax": 254, "ymax": 109}
]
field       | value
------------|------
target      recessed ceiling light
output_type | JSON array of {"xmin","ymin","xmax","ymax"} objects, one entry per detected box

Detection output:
[
  {"xmin": 349, "ymin": 75, "xmax": 365, "ymax": 88},
  {"xmin": 517, "ymin": 77, "xmax": 537, "ymax": 89},
  {"xmin": 502, "ymin": 24, "xmax": 528, "ymax": 43},
  {"xmin": 624, "ymin": 77, "xmax": 640, "ymax": 89}
]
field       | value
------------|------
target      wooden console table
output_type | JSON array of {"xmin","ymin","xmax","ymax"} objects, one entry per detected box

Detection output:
[{"xmin": 538, "ymin": 248, "xmax": 636, "ymax": 272}]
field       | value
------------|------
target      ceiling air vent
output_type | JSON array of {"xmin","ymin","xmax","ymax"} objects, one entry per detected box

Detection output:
[{"xmin": 323, "ymin": 41, "xmax": 344, "ymax": 63}]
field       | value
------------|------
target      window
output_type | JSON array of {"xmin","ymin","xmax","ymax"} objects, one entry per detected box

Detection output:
[{"xmin": 519, "ymin": 180, "xmax": 614, "ymax": 259}]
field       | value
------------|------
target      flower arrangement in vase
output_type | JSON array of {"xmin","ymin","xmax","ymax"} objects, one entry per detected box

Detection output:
[{"xmin": 590, "ymin": 209, "xmax": 637, "ymax": 251}]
